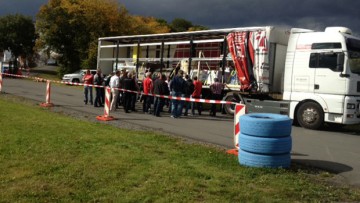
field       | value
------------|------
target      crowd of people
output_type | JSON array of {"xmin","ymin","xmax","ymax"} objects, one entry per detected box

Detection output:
[{"xmin": 82, "ymin": 68, "xmax": 227, "ymax": 118}]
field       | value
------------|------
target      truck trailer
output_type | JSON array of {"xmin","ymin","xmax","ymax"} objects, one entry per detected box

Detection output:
[{"xmin": 97, "ymin": 26, "xmax": 360, "ymax": 130}]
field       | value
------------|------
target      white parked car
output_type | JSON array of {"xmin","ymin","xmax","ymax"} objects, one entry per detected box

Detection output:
[
  {"xmin": 46, "ymin": 58, "xmax": 57, "ymax": 66},
  {"xmin": 62, "ymin": 69, "xmax": 97, "ymax": 83}
]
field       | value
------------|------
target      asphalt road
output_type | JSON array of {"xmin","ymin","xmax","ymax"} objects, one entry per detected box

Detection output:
[{"xmin": 1, "ymin": 77, "xmax": 360, "ymax": 187}]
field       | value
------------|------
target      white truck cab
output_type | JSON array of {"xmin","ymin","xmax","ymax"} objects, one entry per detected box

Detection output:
[{"xmin": 282, "ymin": 27, "xmax": 360, "ymax": 129}]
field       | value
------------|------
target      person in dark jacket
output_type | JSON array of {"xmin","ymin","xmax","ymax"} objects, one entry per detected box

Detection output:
[
  {"xmin": 122, "ymin": 72, "xmax": 136, "ymax": 113},
  {"xmin": 130, "ymin": 72, "xmax": 139, "ymax": 111},
  {"xmin": 153, "ymin": 73, "xmax": 169, "ymax": 117},
  {"xmin": 118, "ymin": 69, "xmax": 127, "ymax": 106},
  {"xmin": 93, "ymin": 68, "xmax": 104, "ymax": 107},
  {"xmin": 169, "ymin": 70, "xmax": 185, "ymax": 118}
]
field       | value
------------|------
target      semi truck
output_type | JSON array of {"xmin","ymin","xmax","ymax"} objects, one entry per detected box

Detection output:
[{"xmin": 96, "ymin": 26, "xmax": 360, "ymax": 130}]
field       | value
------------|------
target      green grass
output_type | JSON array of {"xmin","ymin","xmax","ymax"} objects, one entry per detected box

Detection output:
[{"xmin": 0, "ymin": 95, "xmax": 359, "ymax": 202}]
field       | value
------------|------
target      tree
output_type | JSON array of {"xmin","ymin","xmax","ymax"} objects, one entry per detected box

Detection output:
[
  {"xmin": 170, "ymin": 18, "xmax": 193, "ymax": 32},
  {"xmin": 188, "ymin": 25, "xmax": 209, "ymax": 31},
  {"xmin": 36, "ymin": 0, "xmax": 132, "ymax": 74},
  {"xmin": 35, "ymin": 0, "xmax": 203, "ymax": 75},
  {"xmin": 0, "ymin": 14, "xmax": 36, "ymax": 69},
  {"xmin": 169, "ymin": 18, "xmax": 208, "ymax": 32},
  {"xmin": 156, "ymin": 18, "xmax": 169, "ymax": 27},
  {"xmin": 129, "ymin": 16, "xmax": 170, "ymax": 35},
  {"xmin": 36, "ymin": 0, "xmax": 172, "ymax": 74}
]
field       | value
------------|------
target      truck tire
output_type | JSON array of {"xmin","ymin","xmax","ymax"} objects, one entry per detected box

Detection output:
[
  {"xmin": 239, "ymin": 133, "xmax": 292, "ymax": 155},
  {"xmin": 239, "ymin": 149, "xmax": 291, "ymax": 168},
  {"xmin": 223, "ymin": 93, "xmax": 243, "ymax": 115},
  {"xmin": 296, "ymin": 102, "xmax": 324, "ymax": 130},
  {"xmin": 223, "ymin": 94, "xmax": 236, "ymax": 115},
  {"xmin": 240, "ymin": 113, "xmax": 292, "ymax": 137}
]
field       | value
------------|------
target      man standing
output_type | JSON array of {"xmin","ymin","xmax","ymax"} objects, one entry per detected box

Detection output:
[
  {"xmin": 209, "ymin": 78, "xmax": 226, "ymax": 116},
  {"xmin": 153, "ymin": 73, "xmax": 169, "ymax": 117},
  {"xmin": 170, "ymin": 70, "xmax": 185, "ymax": 118},
  {"xmin": 123, "ymin": 72, "xmax": 136, "ymax": 113},
  {"xmin": 142, "ymin": 72, "xmax": 153, "ymax": 113},
  {"xmin": 183, "ymin": 74, "xmax": 194, "ymax": 116},
  {"xmin": 93, "ymin": 68, "xmax": 104, "ymax": 107},
  {"xmin": 130, "ymin": 72, "xmax": 139, "ymax": 111},
  {"xmin": 191, "ymin": 76, "xmax": 202, "ymax": 115},
  {"xmin": 109, "ymin": 70, "xmax": 120, "ymax": 111},
  {"xmin": 82, "ymin": 69, "xmax": 94, "ymax": 105},
  {"xmin": 119, "ymin": 69, "xmax": 127, "ymax": 106}
]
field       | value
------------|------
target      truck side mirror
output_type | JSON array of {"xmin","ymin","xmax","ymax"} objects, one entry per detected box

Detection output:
[
  {"xmin": 336, "ymin": 52, "xmax": 345, "ymax": 72},
  {"xmin": 337, "ymin": 52, "xmax": 349, "ymax": 77}
]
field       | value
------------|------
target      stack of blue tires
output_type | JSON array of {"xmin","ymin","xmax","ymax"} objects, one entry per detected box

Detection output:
[{"xmin": 239, "ymin": 113, "xmax": 292, "ymax": 168}]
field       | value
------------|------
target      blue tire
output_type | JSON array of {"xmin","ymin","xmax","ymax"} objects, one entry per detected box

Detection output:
[
  {"xmin": 240, "ymin": 113, "xmax": 292, "ymax": 137},
  {"xmin": 239, "ymin": 149, "xmax": 291, "ymax": 168},
  {"xmin": 239, "ymin": 133, "xmax": 292, "ymax": 155}
]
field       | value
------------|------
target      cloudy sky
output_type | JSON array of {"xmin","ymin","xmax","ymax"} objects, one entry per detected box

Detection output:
[{"xmin": 0, "ymin": 0, "xmax": 360, "ymax": 35}]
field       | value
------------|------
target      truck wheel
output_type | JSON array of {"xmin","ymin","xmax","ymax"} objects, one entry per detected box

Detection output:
[
  {"xmin": 224, "ymin": 94, "xmax": 235, "ymax": 115},
  {"xmin": 72, "ymin": 79, "xmax": 80, "ymax": 83},
  {"xmin": 223, "ymin": 93, "xmax": 243, "ymax": 115},
  {"xmin": 297, "ymin": 102, "xmax": 324, "ymax": 130}
]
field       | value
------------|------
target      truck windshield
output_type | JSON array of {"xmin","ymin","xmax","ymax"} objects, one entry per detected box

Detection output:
[
  {"xmin": 346, "ymin": 38, "xmax": 360, "ymax": 74},
  {"xmin": 349, "ymin": 52, "xmax": 360, "ymax": 74}
]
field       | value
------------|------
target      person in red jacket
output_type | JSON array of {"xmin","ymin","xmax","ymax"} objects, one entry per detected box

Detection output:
[
  {"xmin": 82, "ymin": 69, "xmax": 94, "ymax": 105},
  {"xmin": 191, "ymin": 76, "xmax": 202, "ymax": 115},
  {"xmin": 142, "ymin": 72, "xmax": 153, "ymax": 113}
]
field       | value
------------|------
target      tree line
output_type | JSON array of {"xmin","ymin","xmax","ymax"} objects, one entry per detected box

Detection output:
[{"xmin": 0, "ymin": 0, "xmax": 207, "ymax": 75}]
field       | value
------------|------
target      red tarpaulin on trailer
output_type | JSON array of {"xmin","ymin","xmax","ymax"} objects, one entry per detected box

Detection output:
[
  {"xmin": 227, "ymin": 32, "xmax": 253, "ymax": 90},
  {"xmin": 227, "ymin": 31, "xmax": 269, "ymax": 92}
]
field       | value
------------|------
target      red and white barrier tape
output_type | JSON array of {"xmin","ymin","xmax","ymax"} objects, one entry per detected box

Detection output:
[{"xmin": 1, "ymin": 73, "xmax": 239, "ymax": 105}]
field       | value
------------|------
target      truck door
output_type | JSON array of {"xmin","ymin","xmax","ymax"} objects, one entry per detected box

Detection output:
[
  {"xmin": 311, "ymin": 52, "xmax": 346, "ymax": 95},
  {"xmin": 291, "ymin": 51, "xmax": 316, "ymax": 93}
]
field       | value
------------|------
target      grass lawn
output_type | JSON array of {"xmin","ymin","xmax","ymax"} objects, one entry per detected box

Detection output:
[{"xmin": 0, "ymin": 95, "xmax": 359, "ymax": 202}]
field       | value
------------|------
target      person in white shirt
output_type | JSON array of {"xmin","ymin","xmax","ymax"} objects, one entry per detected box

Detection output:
[{"xmin": 109, "ymin": 70, "xmax": 120, "ymax": 111}]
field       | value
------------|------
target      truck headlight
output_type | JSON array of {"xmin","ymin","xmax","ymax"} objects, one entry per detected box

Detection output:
[{"xmin": 347, "ymin": 103, "xmax": 356, "ymax": 109}]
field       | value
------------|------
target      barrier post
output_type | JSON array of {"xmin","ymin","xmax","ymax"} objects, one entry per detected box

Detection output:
[
  {"xmin": 96, "ymin": 87, "xmax": 116, "ymax": 121},
  {"xmin": 0, "ymin": 73, "xmax": 2, "ymax": 93},
  {"xmin": 227, "ymin": 104, "xmax": 246, "ymax": 155},
  {"xmin": 40, "ymin": 80, "xmax": 54, "ymax": 107}
]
